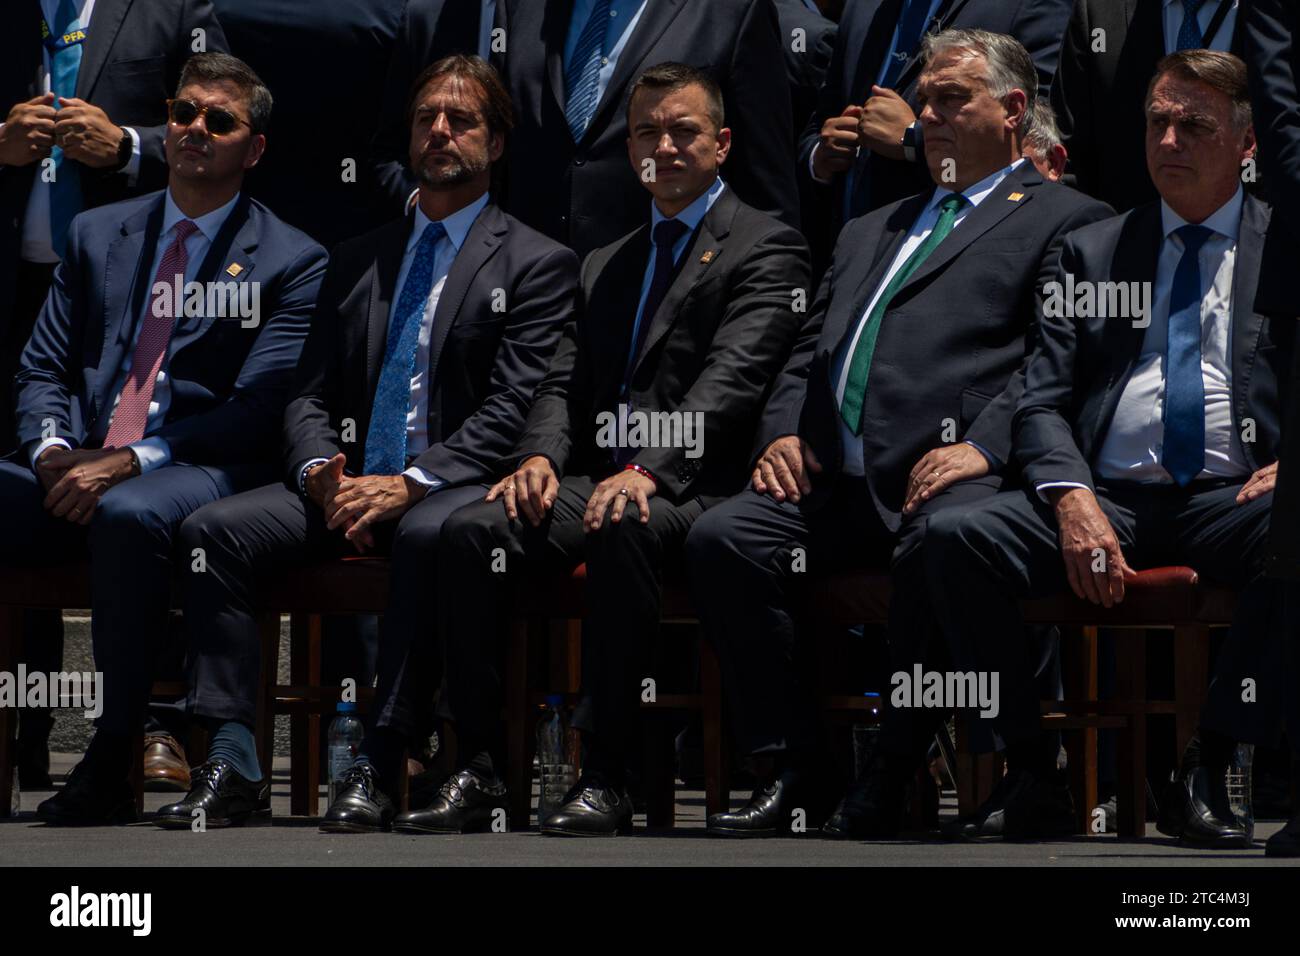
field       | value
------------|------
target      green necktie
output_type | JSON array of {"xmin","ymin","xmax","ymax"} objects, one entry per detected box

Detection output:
[{"xmin": 840, "ymin": 192, "xmax": 967, "ymax": 435}]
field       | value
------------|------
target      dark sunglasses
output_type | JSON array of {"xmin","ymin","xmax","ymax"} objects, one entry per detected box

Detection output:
[{"xmin": 166, "ymin": 98, "xmax": 250, "ymax": 136}]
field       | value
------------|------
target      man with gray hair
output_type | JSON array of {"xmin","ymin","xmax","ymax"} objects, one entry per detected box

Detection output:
[{"xmin": 686, "ymin": 28, "xmax": 1111, "ymax": 839}]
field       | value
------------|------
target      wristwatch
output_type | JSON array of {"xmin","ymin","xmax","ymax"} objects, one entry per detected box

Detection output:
[
  {"xmin": 901, "ymin": 121, "xmax": 920, "ymax": 163},
  {"xmin": 112, "ymin": 127, "xmax": 132, "ymax": 172}
]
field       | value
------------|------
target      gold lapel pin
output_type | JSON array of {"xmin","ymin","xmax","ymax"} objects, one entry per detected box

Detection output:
[
  {"xmin": 226, "ymin": 262, "xmax": 244, "ymax": 277},
  {"xmin": 699, "ymin": 250, "xmax": 715, "ymax": 264},
  {"xmin": 1007, "ymin": 192, "xmax": 1025, "ymax": 202}
]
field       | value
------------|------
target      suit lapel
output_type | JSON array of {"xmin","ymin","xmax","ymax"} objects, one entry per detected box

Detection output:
[
  {"xmin": 628, "ymin": 188, "xmax": 733, "ymax": 383},
  {"xmin": 895, "ymin": 164, "xmax": 1040, "ymax": 296},
  {"xmin": 169, "ymin": 196, "xmax": 260, "ymax": 348},
  {"xmin": 365, "ymin": 217, "xmax": 413, "ymax": 399},
  {"xmin": 1127, "ymin": 0, "xmax": 1164, "ymax": 74},
  {"xmin": 850, "ymin": 0, "xmax": 904, "ymax": 102},
  {"xmin": 544, "ymin": 0, "xmax": 574, "ymax": 119},
  {"xmin": 75, "ymin": 0, "xmax": 132, "ymax": 100},
  {"xmin": 580, "ymin": 0, "xmax": 686, "ymax": 145},
  {"xmin": 1231, "ymin": 195, "xmax": 1268, "ymax": 469},
  {"xmin": 424, "ymin": 203, "xmax": 505, "ymax": 390},
  {"xmin": 97, "ymin": 195, "xmax": 162, "ymax": 415}
]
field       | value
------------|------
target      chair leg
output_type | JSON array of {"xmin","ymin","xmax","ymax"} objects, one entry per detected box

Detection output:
[
  {"xmin": 130, "ymin": 736, "xmax": 145, "ymax": 813},
  {"xmin": 0, "ymin": 608, "xmax": 22, "ymax": 816},
  {"xmin": 290, "ymin": 612, "xmax": 322, "ymax": 817},
  {"xmin": 1115, "ymin": 632, "xmax": 1148, "ymax": 839},
  {"xmin": 255, "ymin": 612, "xmax": 280, "ymax": 787},
  {"xmin": 505, "ymin": 615, "xmax": 531, "ymax": 829},
  {"xmin": 1173, "ymin": 623, "xmax": 1210, "ymax": 758},
  {"xmin": 1061, "ymin": 625, "xmax": 1098, "ymax": 833},
  {"xmin": 700, "ymin": 637, "xmax": 727, "ymax": 817}
]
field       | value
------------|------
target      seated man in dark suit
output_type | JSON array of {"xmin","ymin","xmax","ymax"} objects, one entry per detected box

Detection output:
[
  {"xmin": 685, "ymin": 29, "xmax": 1111, "ymax": 839},
  {"xmin": 156, "ymin": 55, "xmax": 577, "ymax": 831},
  {"xmin": 4, "ymin": 52, "xmax": 328, "ymax": 825},
  {"xmin": 420, "ymin": 63, "xmax": 810, "ymax": 836},
  {"xmin": 926, "ymin": 50, "xmax": 1296, "ymax": 848}
]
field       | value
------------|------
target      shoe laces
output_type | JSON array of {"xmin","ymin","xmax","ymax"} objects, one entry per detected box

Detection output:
[
  {"xmin": 191, "ymin": 760, "xmax": 227, "ymax": 792},
  {"xmin": 339, "ymin": 762, "xmax": 378, "ymax": 796}
]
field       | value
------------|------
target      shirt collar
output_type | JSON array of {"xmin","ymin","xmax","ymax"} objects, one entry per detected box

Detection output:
[
  {"xmin": 408, "ymin": 191, "xmax": 490, "ymax": 254},
  {"xmin": 161, "ymin": 189, "xmax": 241, "ymax": 244},
  {"xmin": 650, "ymin": 176, "xmax": 726, "ymax": 235},
  {"xmin": 927, "ymin": 157, "xmax": 1026, "ymax": 214},
  {"xmin": 1159, "ymin": 185, "xmax": 1243, "ymax": 243}
]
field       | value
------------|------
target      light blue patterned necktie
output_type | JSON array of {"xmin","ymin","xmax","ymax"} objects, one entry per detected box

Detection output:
[
  {"xmin": 362, "ymin": 221, "xmax": 447, "ymax": 475},
  {"xmin": 1161, "ymin": 224, "xmax": 1212, "ymax": 486},
  {"xmin": 49, "ymin": 0, "xmax": 85, "ymax": 259},
  {"xmin": 564, "ymin": 0, "xmax": 612, "ymax": 141}
]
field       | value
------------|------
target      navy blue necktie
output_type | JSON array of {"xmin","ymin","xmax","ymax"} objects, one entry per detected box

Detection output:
[
  {"xmin": 363, "ymin": 221, "xmax": 447, "ymax": 475},
  {"xmin": 1162, "ymin": 224, "xmax": 1213, "ymax": 486},
  {"xmin": 1176, "ymin": 0, "xmax": 1208, "ymax": 50},
  {"xmin": 881, "ymin": 0, "xmax": 934, "ymax": 89},
  {"xmin": 565, "ymin": 0, "xmax": 611, "ymax": 141},
  {"xmin": 622, "ymin": 218, "xmax": 690, "ymax": 395}
]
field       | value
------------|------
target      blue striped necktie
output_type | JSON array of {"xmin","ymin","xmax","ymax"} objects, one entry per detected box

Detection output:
[
  {"xmin": 362, "ymin": 221, "xmax": 447, "ymax": 475},
  {"xmin": 565, "ymin": 0, "xmax": 612, "ymax": 141},
  {"xmin": 1161, "ymin": 224, "xmax": 1212, "ymax": 486},
  {"xmin": 49, "ymin": 0, "xmax": 85, "ymax": 259}
]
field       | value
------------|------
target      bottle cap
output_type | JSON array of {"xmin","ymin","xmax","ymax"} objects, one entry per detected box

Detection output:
[
  {"xmin": 545, "ymin": 694, "xmax": 564, "ymax": 708},
  {"xmin": 337, "ymin": 700, "xmax": 356, "ymax": 713}
]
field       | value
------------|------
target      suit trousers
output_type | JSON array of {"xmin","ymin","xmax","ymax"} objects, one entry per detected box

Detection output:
[
  {"xmin": 0, "ymin": 457, "xmax": 262, "ymax": 735},
  {"xmin": 438, "ymin": 473, "xmax": 708, "ymax": 774},
  {"xmin": 684, "ymin": 474, "xmax": 1048, "ymax": 762},
  {"xmin": 925, "ymin": 478, "xmax": 1294, "ymax": 753},
  {"xmin": 180, "ymin": 480, "xmax": 489, "ymax": 736}
]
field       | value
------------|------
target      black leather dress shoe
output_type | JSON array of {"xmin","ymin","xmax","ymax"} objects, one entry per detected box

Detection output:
[
  {"xmin": 708, "ymin": 767, "xmax": 813, "ymax": 838},
  {"xmin": 822, "ymin": 765, "xmax": 907, "ymax": 840},
  {"xmin": 1265, "ymin": 813, "xmax": 1300, "ymax": 857},
  {"xmin": 319, "ymin": 763, "xmax": 395, "ymax": 833},
  {"xmin": 540, "ymin": 778, "xmax": 633, "ymax": 836},
  {"xmin": 154, "ymin": 760, "xmax": 270, "ymax": 829},
  {"xmin": 941, "ymin": 767, "xmax": 1075, "ymax": 841},
  {"xmin": 1156, "ymin": 766, "xmax": 1251, "ymax": 848},
  {"xmin": 392, "ymin": 770, "xmax": 508, "ymax": 834},
  {"xmin": 35, "ymin": 759, "xmax": 137, "ymax": 826}
]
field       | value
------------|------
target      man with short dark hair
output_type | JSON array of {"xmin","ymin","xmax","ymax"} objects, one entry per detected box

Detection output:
[
  {"xmin": 927, "ymin": 50, "xmax": 1295, "ymax": 846},
  {"xmin": 421, "ymin": 62, "xmax": 809, "ymax": 837},
  {"xmin": 156, "ymin": 55, "xmax": 578, "ymax": 832},
  {"xmin": 685, "ymin": 29, "xmax": 1111, "ymax": 839},
  {"xmin": 3, "ymin": 51, "xmax": 328, "ymax": 825}
]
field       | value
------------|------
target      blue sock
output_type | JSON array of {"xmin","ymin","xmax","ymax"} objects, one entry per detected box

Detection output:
[{"xmin": 207, "ymin": 720, "xmax": 262, "ymax": 781}]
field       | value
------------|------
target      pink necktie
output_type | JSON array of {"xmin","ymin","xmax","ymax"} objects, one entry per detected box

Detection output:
[{"xmin": 103, "ymin": 219, "xmax": 199, "ymax": 448}]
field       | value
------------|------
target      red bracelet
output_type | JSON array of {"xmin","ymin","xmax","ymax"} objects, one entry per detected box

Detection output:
[{"xmin": 623, "ymin": 463, "xmax": 657, "ymax": 488}]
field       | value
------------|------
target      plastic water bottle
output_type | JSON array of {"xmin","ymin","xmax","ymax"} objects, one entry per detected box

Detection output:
[
  {"xmin": 536, "ymin": 695, "xmax": 576, "ymax": 825},
  {"xmin": 1225, "ymin": 743, "xmax": 1254, "ymax": 838},
  {"xmin": 852, "ymin": 692, "xmax": 882, "ymax": 781},
  {"xmin": 327, "ymin": 701, "xmax": 365, "ymax": 807}
]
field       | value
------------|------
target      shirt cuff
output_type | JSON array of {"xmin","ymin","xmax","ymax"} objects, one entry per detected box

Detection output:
[
  {"xmin": 30, "ymin": 436, "xmax": 72, "ymax": 469},
  {"xmin": 129, "ymin": 436, "xmax": 171, "ymax": 473},
  {"xmin": 401, "ymin": 466, "xmax": 445, "ymax": 496},
  {"xmin": 1034, "ymin": 480, "xmax": 1091, "ymax": 504},
  {"xmin": 299, "ymin": 457, "xmax": 331, "ymax": 493},
  {"xmin": 807, "ymin": 143, "xmax": 834, "ymax": 185},
  {"xmin": 963, "ymin": 439, "xmax": 1001, "ymax": 471},
  {"xmin": 121, "ymin": 127, "xmax": 141, "ymax": 185}
]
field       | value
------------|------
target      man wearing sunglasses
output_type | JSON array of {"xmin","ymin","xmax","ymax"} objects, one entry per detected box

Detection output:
[
  {"xmin": 4, "ymin": 51, "xmax": 328, "ymax": 826},
  {"xmin": 157, "ymin": 54, "xmax": 577, "ymax": 832}
]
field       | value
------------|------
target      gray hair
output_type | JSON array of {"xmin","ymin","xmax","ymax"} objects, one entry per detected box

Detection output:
[
  {"xmin": 920, "ymin": 28, "xmax": 1038, "ymax": 141},
  {"xmin": 1022, "ymin": 98, "xmax": 1062, "ymax": 154}
]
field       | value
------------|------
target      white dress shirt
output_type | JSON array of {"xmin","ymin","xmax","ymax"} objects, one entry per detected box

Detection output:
[
  {"xmin": 1163, "ymin": 0, "xmax": 1237, "ymax": 54},
  {"xmin": 832, "ymin": 158, "xmax": 1026, "ymax": 476},
  {"xmin": 299, "ymin": 192, "xmax": 490, "ymax": 495},
  {"xmin": 11, "ymin": 0, "xmax": 142, "ymax": 264},
  {"xmin": 1037, "ymin": 187, "xmax": 1250, "ymax": 498},
  {"xmin": 31, "ymin": 189, "xmax": 243, "ymax": 472}
]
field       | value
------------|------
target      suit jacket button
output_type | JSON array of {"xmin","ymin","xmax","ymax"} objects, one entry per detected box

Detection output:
[{"xmin": 572, "ymin": 156, "xmax": 585, "ymax": 167}]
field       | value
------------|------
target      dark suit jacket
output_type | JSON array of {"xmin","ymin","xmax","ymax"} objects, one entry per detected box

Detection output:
[
  {"xmin": 1052, "ymin": 0, "xmax": 1242, "ymax": 214},
  {"xmin": 0, "ymin": 0, "xmax": 229, "ymax": 320},
  {"xmin": 761, "ymin": 160, "xmax": 1112, "ymax": 529},
  {"xmin": 1014, "ymin": 195, "xmax": 1292, "ymax": 492},
  {"xmin": 798, "ymin": 0, "xmax": 1072, "ymax": 243},
  {"xmin": 212, "ymin": 0, "xmax": 407, "ymax": 247},
  {"xmin": 14, "ymin": 190, "xmax": 327, "ymax": 465},
  {"xmin": 499, "ymin": 0, "xmax": 799, "ymax": 257},
  {"xmin": 516, "ymin": 186, "xmax": 810, "ymax": 502},
  {"xmin": 367, "ymin": 0, "xmax": 507, "ymax": 220},
  {"xmin": 283, "ymin": 200, "xmax": 578, "ymax": 489}
]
